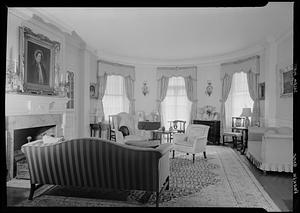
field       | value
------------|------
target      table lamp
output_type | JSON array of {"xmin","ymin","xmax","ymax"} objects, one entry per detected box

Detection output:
[{"xmin": 240, "ymin": 108, "xmax": 252, "ymax": 128}]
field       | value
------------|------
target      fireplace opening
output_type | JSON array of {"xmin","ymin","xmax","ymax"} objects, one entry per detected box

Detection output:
[{"xmin": 13, "ymin": 125, "xmax": 56, "ymax": 179}]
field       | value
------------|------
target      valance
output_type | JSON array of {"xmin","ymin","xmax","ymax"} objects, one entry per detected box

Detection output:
[
  {"xmin": 157, "ymin": 66, "xmax": 197, "ymax": 81},
  {"xmin": 98, "ymin": 60, "xmax": 135, "ymax": 80},
  {"xmin": 220, "ymin": 55, "xmax": 260, "ymax": 79}
]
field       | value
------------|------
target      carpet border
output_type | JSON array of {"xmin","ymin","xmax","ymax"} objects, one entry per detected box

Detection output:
[{"xmin": 227, "ymin": 147, "xmax": 281, "ymax": 211}]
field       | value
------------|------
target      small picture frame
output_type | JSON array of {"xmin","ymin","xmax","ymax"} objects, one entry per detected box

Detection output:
[
  {"xmin": 258, "ymin": 82, "xmax": 265, "ymax": 100},
  {"xmin": 90, "ymin": 83, "xmax": 98, "ymax": 99},
  {"xmin": 279, "ymin": 64, "xmax": 293, "ymax": 97}
]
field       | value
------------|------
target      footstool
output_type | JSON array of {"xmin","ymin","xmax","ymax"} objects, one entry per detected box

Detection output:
[{"xmin": 222, "ymin": 131, "xmax": 243, "ymax": 150}]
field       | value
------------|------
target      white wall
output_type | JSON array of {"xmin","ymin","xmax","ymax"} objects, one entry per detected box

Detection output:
[
  {"xmin": 196, "ymin": 64, "xmax": 222, "ymax": 112},
  {"xmin": 134, "ymin": 64, "xmax": 157, "ymax": 114},
  {"xmin": 276, "ymin": 32, "xmax": 293, "ymax": 127}
]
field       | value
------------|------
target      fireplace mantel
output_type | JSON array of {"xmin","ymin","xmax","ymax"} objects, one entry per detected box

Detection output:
[
  {"xmin": 5, "ymin": 93, "xmax": 69, "ymax": 180},
  {"xmin": 5, "ymin": 93, "xmax": 69, "ymax": 116}
]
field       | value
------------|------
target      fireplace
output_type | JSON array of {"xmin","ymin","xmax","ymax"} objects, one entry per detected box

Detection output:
[
  {"xmin": 6, "ymin": 114, "xmax": 64, "ymax": 180},
  {"xmin": 13, "ymin": 125, "xmax": 56, "ymax": 179}
]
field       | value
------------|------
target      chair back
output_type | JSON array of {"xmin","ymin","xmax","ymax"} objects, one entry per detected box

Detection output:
[
  {"xmin": 169, "ymin": 120, "xmax": 186, "ymax": 133},
  {"xmin": 232, "ymin": 117, "xmax": 246, "ymax": 128},
  {"xmin": 186, "ymin": 124, "xmax": 210, "ymax": 139},
  {"xmin": 109, "ymin": 112, "xmax": 138, "ymax": 135}
]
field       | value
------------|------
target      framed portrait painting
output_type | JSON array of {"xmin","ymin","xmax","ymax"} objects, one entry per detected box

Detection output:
[
  {"xmin": 19, "ymin": 26, "xmax": 61, "ymax": 95},
  {"xmin": 279, "ymin": 64, "xmax": 293, "ymax": 97},
  {"xmin": 90, "ymin": 83, "xmax": 98, "ymax": 99}
]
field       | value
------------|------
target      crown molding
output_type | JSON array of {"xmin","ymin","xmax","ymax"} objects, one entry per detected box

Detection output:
[
  {"xmin": 98, "ymin": 44, "xmax": 265, "ymax": 67},
  {"xmin": 8, "ymin": 8, "xmax": 33, "ymax": 20},
  {"xmin": 275, "ymin": 28, "xmax": 293, "ymax": 44}
]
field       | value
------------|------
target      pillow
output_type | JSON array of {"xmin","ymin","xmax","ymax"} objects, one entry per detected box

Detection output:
[
  {"xmin": 42, "ymin": 135, "xmax": 64, "ymax": 144},
  {"xmin": 119, "ymin": 126, "xmax": 130, "ymax": 137}
]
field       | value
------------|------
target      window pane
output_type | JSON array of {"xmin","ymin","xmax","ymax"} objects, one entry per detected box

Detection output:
[
  {"xmin": 162, "ymin": 77, "xmax": 191, "ymax": 129},
  {"xmin": 103, "ymin": 75, "xmax": 129, "ymax": 120}
]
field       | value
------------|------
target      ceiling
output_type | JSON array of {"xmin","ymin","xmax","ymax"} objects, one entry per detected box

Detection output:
[{"xmin": 32, "ymin": 3, "xmax": 293, "ymax": 62}]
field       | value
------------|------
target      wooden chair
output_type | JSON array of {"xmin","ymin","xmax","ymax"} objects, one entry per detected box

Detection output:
[
  {"xmin": 222, "ymin": 117, "xmax": 245, "ymax": 150},
  {"xmin": 168, "ymin": 120, "xmax": 186, "ymax": 133}
]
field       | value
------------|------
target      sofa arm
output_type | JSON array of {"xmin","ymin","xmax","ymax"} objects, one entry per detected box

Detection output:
[{"xmin": 155, "ymin": 143, "xmax": 172, "ymax": 156}]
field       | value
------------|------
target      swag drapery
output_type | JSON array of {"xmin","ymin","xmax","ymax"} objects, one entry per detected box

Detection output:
[
  {"xmin": 96, "ymin": 60, "xmax": 136, "ymax": 121},
  {"xmin": 220, "ymin": 55, "xmax": 260, "ymax": 135},
  {"xmin": 156, "ymin": 66, "xmax": 197, "ymax": 124}
]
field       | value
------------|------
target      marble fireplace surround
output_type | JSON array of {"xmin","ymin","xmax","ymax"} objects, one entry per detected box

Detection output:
[
  {"xmin": 6, "ymin": 114, "xmax": 64, "ymax": 180},
  {"xmin": 5, "ymin": 94, "xmax": 68, "ymax": 180}
]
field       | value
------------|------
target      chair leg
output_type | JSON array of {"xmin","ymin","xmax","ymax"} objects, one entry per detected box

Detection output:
[
  {"xmin": 166, "ymin": 176, "xmax": 170, "ymax": 190},
  {"xmin": 203, "ymin": 151, "xmax": 207, "ymax": 159},
  {"xmin": 172, "ymin": 150, "xmax": 175, "ymax": 159},
  {"xmin": 156, "ymin": 191, "xmax": 159, "ymax": 207},
  {"xmin": 192, "ymin": 154, "xmax": 195, "ymax": 163},
  {"xmin": 28, "ymin": 184, "xmax": 35, "ymax": 200}
]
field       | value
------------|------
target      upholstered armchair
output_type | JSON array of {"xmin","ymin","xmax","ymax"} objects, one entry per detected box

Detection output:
[
  {"xmin": 246, "ymin": 126, "xmax": 293, "ymax": 173},
  {"xmin": 172, "ymin": 124, "xmax": 210, "ymax": 163},
  {"xmin": 109, "ymin": 112, "xmax": 152, "ymax": 143}
]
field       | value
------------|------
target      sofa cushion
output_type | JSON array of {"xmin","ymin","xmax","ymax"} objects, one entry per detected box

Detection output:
[
  {"xmin": 42, "ymin": 135, "xmax": 64, "ymax": 144},
  {"xmin": 125, "ymin": 140, "xmax": 160, "ymax": 148},
  {"xmin": 124, "ymin": 134, "xmax": 147, "ymax": 142}
]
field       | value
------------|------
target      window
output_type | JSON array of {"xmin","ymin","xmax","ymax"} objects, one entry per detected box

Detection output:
[
  {"xmin": 102, "ymin": 75, "xmax": 129, "ymax": 120},
  {"xmin": 161, "ymin": 77, "xmax": 191, "ymax": 129},
  {"xmin": 225, "ymin": 72, "xmax": 253, "ymax": 129}
]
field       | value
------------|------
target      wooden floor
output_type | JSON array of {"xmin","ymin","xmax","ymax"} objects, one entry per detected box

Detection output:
[{"xmin": 5, "ymin": 147, "xmax": 293, "ymax": 211}]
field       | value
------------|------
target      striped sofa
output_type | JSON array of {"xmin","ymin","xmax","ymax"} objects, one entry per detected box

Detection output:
[{"xmin": 21, "ymin": 137, "xmax": 171, "ymax": 207}]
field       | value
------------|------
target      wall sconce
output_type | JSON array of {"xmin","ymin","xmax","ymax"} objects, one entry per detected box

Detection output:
[
  {"xmin": 205, "ymin": 80, "xmax": 213, "ymax": 96},
  {"xmin": 142, "ymin": 81, "xmax": 149, "ymax": 96}
]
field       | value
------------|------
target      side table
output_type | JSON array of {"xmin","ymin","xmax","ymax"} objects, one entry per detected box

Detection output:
[
  {"xmin": 90, "ymin": 123, "xmax": 102, "ymax": 138},
  {"xmin": 232, "ymin": 127, "xmax": 248, "ymax": 154}
]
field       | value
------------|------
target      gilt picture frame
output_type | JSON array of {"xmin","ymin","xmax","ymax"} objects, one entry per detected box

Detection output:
[
  {"xmin": 19, "ymin": 26, "xmax": 61, "ymax": 95},
  {"xmin": 279, "ymin": 64, "xmax": 293, "ymax": 97}
]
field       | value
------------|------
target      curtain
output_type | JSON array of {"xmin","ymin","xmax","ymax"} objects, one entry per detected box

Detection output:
[
  {"xmin": 156, "ymin": 76, "xmax": 169, "ymax": 119},
  {"xmin": 225, "ymin": 72, "xmax": 254, "ymax": 128},
  {"xmin": 220, "ymin": 55, "xmax": 260, "ymax": 135},
  {"xmin": 95, "ymin": 73, "xmax": 107, "ymax": 122},
  {"xmin": 156, "ymin": 66, "xmax": 197, "ymax": 123},
  {"xmin": 184, "ymin": 76, "xmax": 197, "ymax": 123},
  {"xmin": 220, "ymin": 73, "xmax": 233, "ymax": 135},
  {"xmin": 124, "ymin": 76, "xmax": 135, "ymax": 115},
  {"xmin": 102, "ymin": 75, "xmax": 129, "ymax": 121},
  {"xmin": 162, "ymin": 77, "xmax": 191, "ymax": 128},
  {"xmin": 247, "ymin": 72, "xmax": 260, "ymax": 126},
  {"xmin": 97, "ymin": 60, "xmax": 135, "ymax": 120}
]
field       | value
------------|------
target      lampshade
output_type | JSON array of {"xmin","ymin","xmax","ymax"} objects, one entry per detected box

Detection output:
[
  {"xmin": 240, "ymin": 108, "xmax": 252, "ymax": 117},
  {"xmin": 95, "ymin": 108, "xmax": 104, "ymax": 123}
]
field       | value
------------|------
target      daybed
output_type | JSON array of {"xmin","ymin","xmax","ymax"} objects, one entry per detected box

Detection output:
[{"xmin": 246, "ymin": 126, "xmax": 293, "ymax": 173}]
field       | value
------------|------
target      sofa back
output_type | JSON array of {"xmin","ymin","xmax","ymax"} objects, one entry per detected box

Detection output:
[{"xmin": 22, "ymin": 138, "xmax": 168, "ymax": 191}]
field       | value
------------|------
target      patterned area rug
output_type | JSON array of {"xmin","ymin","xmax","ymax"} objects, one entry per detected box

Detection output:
[{"xmin": 17, "ymin": 146, "xmax": 280, "ymax": 211}]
